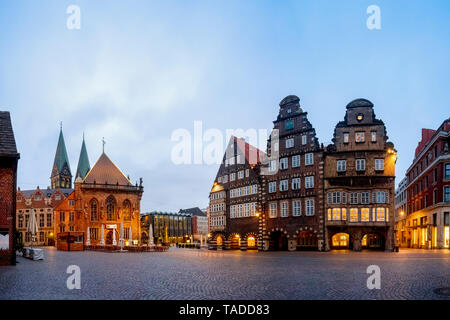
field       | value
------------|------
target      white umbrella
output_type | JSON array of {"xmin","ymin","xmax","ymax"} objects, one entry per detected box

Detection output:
[
  {"xmin": 128, "ymin": 226, "xmax": 132, "ymax": 246},
  {"xmin": 86, "ymin": 227, "xmax": 90, "ymax": 245},
  {"xmin": 119, "ymin": 221, "xmax": 124, "ymax": 249},
  {"xmin": 27, "ymin": 209, "xmax": 39, "ymax": 247},
  {"xmin": 100, "ymin": 224, "xmax": 105, "ymax": 245},
  {"xmin": 148, "ymin": 223, "xmax": 154, "ymax": 246}
]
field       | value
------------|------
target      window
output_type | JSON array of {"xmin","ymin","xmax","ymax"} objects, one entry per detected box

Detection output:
[
  {"xmin": 60, "ymin": 212, "xmax": 65, "ymax": 222},
  {"xmin": 230, "ymin": 206, "xmax": 235, "ymax": 218},
  {"xmin": 245, "ymin": 169, "xmax": 250, "ymax": 177},
  {"xmin": 433, "ymin": 189, "xmax": 438, "ymax": 204},
  {"xmin": 305, "ymin": 199, "xmax": 314, "ymax": 216},
  {"xmin": 218, "ymin": 176, "xmax": 222, "ymax": 183},
  {"xmin": 223, "ymin": 175, "xmax": 228, "ymax": 183},
  {"xmin": 350, "ymin": 193, "xmax": 358, "ymax": 204},
  {"xmin": 305, "ymin": 176, "xmax": 314, "ymax": 189},
  {"xmin": 305, "ymin": 153, "xmax": 314, "ymax": 165},
  {"xmin": 280, "ymin": 179, "xmax": 289, "ymax": 191},
  {"xmin": 371, "ymin": 131, "xmax": 377, "ymax": 142},
  {"xmin": 444, "ymin": 186, "xmax": 450, "ymax": 203},
  {"xmin": 337, "ymin": 160, "xmax": 346, "ymax": 172},
  {"xmin": 39, "ymin": 214, "xmax": 44, "ymax": 228},
  {"xmin": 230, "ymin": 173, "xmax": 236, "ymax": 181},
  {"xmin": 238, "ymin": 171, "xmax": 244, "ymax": 179},
  {"xmin": 355, "ymin": 132, "xmax": 365, "ymax": 143},
  {"xmin": 285, "ymin": 120, "xmax": 294, "ymax": 130},
  {"xmin": 376, "ymin": 208, "xmax": 386, "ymax": 221},
  {"xmin": 268, "ymin": 182, "xmax": 276, "ymax": 193},
  {"xmin": 18, "ymin": 215, "xmax": 23, "ymax": 228},
  {"xmin": 445, "ymin": 164, "xmax": 450, "ymax": 179},
  {"xmin": 292, "ymin": 178, "xmax": 301, "ymax": 190},
  {"xmin": 69, "ymin": 212, "xmax": 74, "ymax": 222},
  {"xmin": 229, "ymin": 157, "xmax": 235, "ymax": 165},
  {"xmin": 302, "ymin": 135, "xmax": 307, "ymax": 145},
  {"xmin": 343, "ymin": 133, "xmax": 349, "ymax": 144},
  {"xmin": 251, "ymin": 184, "xmax": 258, "ymax": 194},
  {"xmin": 90, "ymin": 200, "xmax": 98, "ymax": 221},
  {"xmin": 293, "ymin": 200, "xmax": 301, "ymax": 216},
  {"xmin": 69, "ymin": 200, "xmax": 75, "ymax": 206},
  {"xmin": 356, "ymin": 159, "xmax": 366, "ymax": 171},
  {"xmin": 332, "ymin": 208, "xmax": 341, "ymax": 220},
  {"xmin": 361, "ymin": 192, "xmax": 370, "ymax": 204},
  {"xmin": 375, "ymin": 159, "xmax": 384, "ymax": 171},
  {"xmin": 331, "ymin": 192, "xmax": 341, "ymax": 204},
  {"xmin": 286, "ymin": 138, "xmax": 294, "ymax": 148},
  {"xmin": 230, "ymin": 189, "xmax": 235, "ymax": 198},
  {"xmin": 46, "ymin": 214, "xmax": 52, "ymax": 227},
  {"xmin": 269, "ymin": 160, "xmax": 277, "ymax": 172},
  {"xmin": 90, "ymin": 228, "xmax": 99, "ymax": 240},
  {"xmin": 292, "ymin": 155, "xmax": 300, "ymax": 167},
  {"xmin": 350, "ymin": 208, "xmax": 358, "ymax": 222},
  {"xmin": 123, "ymin": 200, "xmax": 131, "ymax": 221},
  {"xmin": 281, "ymin": 202, "xmax": 289, "ymax": 217},
  {"xmin": 376, "ymin": 191, "xmax": 386, "ymax": 204},
  {"xmin": 55, "ymin": 194, "xmax": 61, "ymax": 200},
  {"xmin": 361, "ymin": 208, "xmax": 370, "ymax": 222},
  {"xmin": 269, "ymin": 203, "xmax": 277, "ymax": 218},
  {"xmin": 106, "ymin": 197, "xmax": 115, "ymax": 221},
  {"xmin": 280, "ymin": 158, "xmax": 288, "ymax": 170}
]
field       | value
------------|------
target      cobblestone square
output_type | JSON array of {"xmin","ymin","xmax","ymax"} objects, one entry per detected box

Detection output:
[{"xmin": 1, "ymin": 247, "xmax": 449, "ymax": 300}]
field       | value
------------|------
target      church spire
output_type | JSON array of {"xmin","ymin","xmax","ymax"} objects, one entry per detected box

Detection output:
[
  {"xmin": 76, "ymin": 133, "xmax": 90, "ymax": 180},
  {"xmin": 50, "ymin": 125, "xmax": 72, "ymax": 189}
]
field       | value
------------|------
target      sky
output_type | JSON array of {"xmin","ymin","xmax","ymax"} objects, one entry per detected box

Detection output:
[{"xmin": 1, "ymin": 0, "xmax": 449, "ymax": 212}]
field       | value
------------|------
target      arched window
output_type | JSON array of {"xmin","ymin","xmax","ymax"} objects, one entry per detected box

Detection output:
[
  {"xmin": 106, "ymin": 197, "xmax": 116, "ymax": 221},
  {"xmin": 123, "ymin": 200, "xmax": 131, "ymax": 221},
  {"xmin": 90, "ymin": 200, "xmax": 98, "ymax": 221}
]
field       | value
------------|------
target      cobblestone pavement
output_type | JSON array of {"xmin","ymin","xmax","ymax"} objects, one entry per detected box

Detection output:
[{"xmin": 0, "ymin": 247, "xmax": 449, "ymax": 300}]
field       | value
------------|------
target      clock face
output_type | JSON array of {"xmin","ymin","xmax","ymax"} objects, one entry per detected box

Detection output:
[{"xmin": 357, "ymin": 113, "xmax": 364, "ymax": 121}]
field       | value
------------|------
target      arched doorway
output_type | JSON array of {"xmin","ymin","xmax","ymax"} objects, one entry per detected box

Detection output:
[
  {"xmin": 362, "ymin": 233, "xmax": 384, "ymax": 250},
  {"xmin": 230, "ymin": 234, "xmax": 240, "ymax": 250},
  {"xmin": 216, "ymin": 235, "xmax": 224, "ymax": 248},
  {"xmin": 269, "ymin": 231, "xmax": 288, "ymax": 251},
  {"xmin": 331, "ymin": 233, "xmax": 350, "ymax": 249},
  {"xmin": 247, "ymin": 235, "xmax": 257, "ymax": 250},
  {"xmin": 297, "ymin": 231, "xmax": 318, "ymax": 251},
  {"xmin": 105, "ymin": 230, "xmax": 118, "ymax": 245}
]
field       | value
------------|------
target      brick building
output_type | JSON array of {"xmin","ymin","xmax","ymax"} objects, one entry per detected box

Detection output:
[
  {"xmin": 0, "ymin": 112, "xmax": 20, "ymax": 266},
  {"xmin": 394, "ymin": 177, "xmax": 408, "ymax": 246},
  {"xmin": 396, "ymin": 119, "xmax": 450, "ymax": 249},
  {"xmin": 209, "ymin": 136, "xmax": 264, "ymax": 250},
  {"xmin": 16, "ymin": 187, "xmax": 71, "ymax": 246},
  {"xmin": 54, "ymin": 151, "xmax": 144, "ymax": 247},
  {"xmin": 263, "ymin": 95, "xmax": 324, "ymax": 251},
  {"xmin": 324, "ymin": 99, "xmax": 396, "ymax": 251}
]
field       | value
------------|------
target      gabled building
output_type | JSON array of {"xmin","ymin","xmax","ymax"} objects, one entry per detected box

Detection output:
[
  {"xmin": 0, "ymin": 112, "xmax": 20, "ymax": 266},
  {"xmin": 262, "ymin": 95, "xmax": 324, "ymax": 251},
  {"xmin": 54, "ymin": 151, "xmax": 144, "ymax": 247},
  {"xmin": 324, "ymin": 99, "xmax": 396, "ymax": 251},
  {"xmin": 209, "ymin": 136, "xmax": 265, "ymax": 250},
  {"xmin": 398, "ymin": 119, "xmax": 450, "ymax": 249}
]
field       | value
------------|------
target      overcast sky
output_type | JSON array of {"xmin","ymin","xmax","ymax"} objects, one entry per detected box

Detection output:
[{"xmin": 1, "ymin": 0, "xmax": 449, "ymax": 212}]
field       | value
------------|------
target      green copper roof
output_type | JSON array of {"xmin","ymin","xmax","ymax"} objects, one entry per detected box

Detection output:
[
  {"xmin": 76, "ymin": 135, "xmax": 90, "ymax": 179},
  {"xmin": 53, "ymin": 128, "xmax": 72, "ymax": 175}
]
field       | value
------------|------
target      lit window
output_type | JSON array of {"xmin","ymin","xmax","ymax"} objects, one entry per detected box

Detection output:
[
  {"xmin": 350, "ymin": 208, "xmax": 358, "ymax": 222},
  {"xmin": 376, "ymin": 208, "xmax": 386, "ymax": 221},
  {"xmin": 361, "ymin": 208, "xmax": 370, "ymax": 221},
  {"xmin": 269, "ymin": 203, "xmax": 277, "ymax": 218},
  {"xmin": 332, "ymin": 208, "xmax": 341, "ymax": 220},
  {"xmin": 355, "ymin": 132, "xmax": 365, "ymax": 143}
]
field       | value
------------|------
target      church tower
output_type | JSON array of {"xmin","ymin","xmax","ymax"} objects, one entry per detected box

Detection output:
[
  {"xmin": 75, "ymin": 134, "xmax": 90, "ymax": 180},
  {"xmin": 51, "ymin": 126, "xmax": 72, "ymax": 189}
]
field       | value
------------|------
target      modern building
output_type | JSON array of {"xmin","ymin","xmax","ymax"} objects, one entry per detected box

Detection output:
[
  {"xmin": 263, "ymin": 95, "xmax": 324, "ymax": 251},
  {"xmin": 141, "ymin": 211, "xmax": 193, "ymax": 244},
  {"xmin": 324, "ymin": 99, "xmax": 396, "ymax": 251},
  {"xmin": 0, "ymin": 112, "xmax": 20, "ymax": 266},
  {"xmin": 394, "ymin": 177, "xmax": 408, "ymax": 246},
  {"xmin": 54, "ymin": 149, "xmax": 144, "ymax": 247},
  {"xmin": 16, "ymin": 187, "xmax": 71, "ymax": 246},
  {"xmin": 397, "ymin": 119, "xmax": 450, "ymax": 249},
  {"xmin": 179, "ymin": 207, "xmax": 208, "ymax": 243}
]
